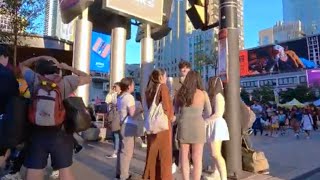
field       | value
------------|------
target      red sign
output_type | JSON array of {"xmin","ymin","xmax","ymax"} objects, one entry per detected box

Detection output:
[{"xmin": 239, "ymin": 50, "xmax": 249, "ymax": 76}]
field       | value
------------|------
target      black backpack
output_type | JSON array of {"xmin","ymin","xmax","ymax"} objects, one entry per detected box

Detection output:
[{"xmin": 0, "ymin": 65, "xmax": 28, "ymax": 149}]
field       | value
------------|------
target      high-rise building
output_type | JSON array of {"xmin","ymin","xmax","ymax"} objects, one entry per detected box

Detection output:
[
  {"xmin": 154, "ymin": 0, "xmax": 244, "ymax": 79},
  {"xmin": 259, "ymin": 21, "xmax": 304, "ymax": 46},
  {"xmin": 154, "ymin": 0, "xmax": 192, "ymax": 78},
  {"xmin": 44, "ymin": 0, "xmax": 74, "ymax": 41},
  {"xmin": 283, "ymin": 0, "xmax": 320, "ymax": 35},
  {"xmin": 44, "ymin": 0, "xmax": 58, "ymax": 36}
]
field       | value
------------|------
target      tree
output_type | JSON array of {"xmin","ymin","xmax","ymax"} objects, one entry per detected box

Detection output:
[
  {"xmin": 0, "ymin": 0, "xmax": 44, "ymax": 66},
  {"xmin": 251, "ymin": 86, "xmax": 275, "ymax": 104},
  {"xmin": 206, "ymin": 50, "xmax": 218, "ymax": 76},
  {"xmin": 240, "ymin": 88, "xmax": 251, "ymax": 105},
  {"xmin": 279, "ymin": 85, "xmax": 316, "ymax": 103}
]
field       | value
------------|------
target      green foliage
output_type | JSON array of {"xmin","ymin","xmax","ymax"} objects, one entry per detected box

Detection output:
[
  {"xmin": 251, "ymin": 86, "xmax": 275, "ymax": 104},
  {"xmin": 240, "ymin": 88, "xmax": 251, "ymax": 105},
  {"xmin": 0, "ymin": 0, "xmax": 44, "ymax": 65},
  {"xmin": 279, "ymin": 85, "xmax": 316, "ymax": 103}
]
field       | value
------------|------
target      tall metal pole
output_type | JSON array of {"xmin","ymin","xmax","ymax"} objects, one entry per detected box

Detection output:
[
  {"xmin": 220, "ymin": 0, "xmax": 242, "ymax": 179},
  {"xmin": 73, "ymin": 8, "xmax": 92, "ymax": 106},
  {"xmin": 109, "ymin": 15, "xmax": 127, "ymax": 91},
  {"xmin": 140, "ymin": 24, "xmax": 154, "ymax": 109}
]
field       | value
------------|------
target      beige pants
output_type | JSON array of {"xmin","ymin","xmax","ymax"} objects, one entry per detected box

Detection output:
[{"xmin": 116, "ymin": 123, "xmax": 137, "ymax": 180}]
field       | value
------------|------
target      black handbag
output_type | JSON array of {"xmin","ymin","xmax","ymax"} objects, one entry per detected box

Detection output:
[
  {"xmin": 63, "ymin": 97, "xmax": 91, "ymax": 133},
  {"xmin": 0, "ymin": 96, "xmax": 29, "ymax": 149}
]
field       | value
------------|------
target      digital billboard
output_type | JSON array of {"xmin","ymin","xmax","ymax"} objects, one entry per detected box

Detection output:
[
  {"xmin": 90, "ymin": 32, "xmax": 111, "ymax": 73},
  {"xmin": 307, "ymin": 69, "xmax": 320, "ymax": 87},
  {"xmin": 240, "ymin": 35, "xmax": 320, "ymax": 77},
  {"xmin": 103, "ymin": 0, "xmax": 163, "ymax": 25}
]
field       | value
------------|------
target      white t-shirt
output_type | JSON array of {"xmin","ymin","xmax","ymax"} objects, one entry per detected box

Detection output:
[{"xmin": 117, "ymin": 92, "xmax": 136, "ymax": 125}]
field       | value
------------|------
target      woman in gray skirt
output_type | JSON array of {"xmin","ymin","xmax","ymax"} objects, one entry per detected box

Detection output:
[{"xmin": 175, "ymin": 71, "xmax": 211, "ymax": 180}]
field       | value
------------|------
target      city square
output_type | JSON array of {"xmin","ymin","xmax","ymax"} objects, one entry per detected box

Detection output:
[{"xmin": 1, "ymin": 0, "xmax": 320, "ymax": 180}]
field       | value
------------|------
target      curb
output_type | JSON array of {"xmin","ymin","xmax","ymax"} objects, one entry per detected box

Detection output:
[{"xmin": 291, "ymin": 167, "xmax": 320, "ymax": 180}]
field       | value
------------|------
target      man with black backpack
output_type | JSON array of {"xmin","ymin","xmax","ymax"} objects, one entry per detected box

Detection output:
[
  {"xmin": 0, "ymin": 45, "xmax": 19, "ymax": 169},
  {"xmin": 19, "ymin": 56, "xmax": 91, "ymax": 180}
]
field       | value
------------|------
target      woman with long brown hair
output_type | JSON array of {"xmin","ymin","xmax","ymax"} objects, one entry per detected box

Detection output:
[
  {"xmin": 143, "ymin": 69, "xmax": 174, "ymax": 180},
  {"xmin": 175, "ymin": 71, "xmax": 211, "ymax": 180},
  {"xmin": 206, "ymin": 77, "xmax": 229, "ymax": 180}
]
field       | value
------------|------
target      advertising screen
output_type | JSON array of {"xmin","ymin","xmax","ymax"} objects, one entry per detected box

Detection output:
[
  {"xmin": 90, "ymin": 32, "xmax": 111, "ymax": 73},
  {"xmin": 307, "ymin": 69, "xmax": 320, "ymax": 87},
  {"xmin": 240, "ymin": 35, "xmax": 320, "ymax": 77},
  {"xmin": 103, "ymin": 0, "xmax": 163, "ymax": 25}
]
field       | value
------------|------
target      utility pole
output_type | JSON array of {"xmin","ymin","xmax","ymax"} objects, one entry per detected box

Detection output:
[{"xmin": 219, "ymin": 0, "xmax": 242, "ymax": 179}]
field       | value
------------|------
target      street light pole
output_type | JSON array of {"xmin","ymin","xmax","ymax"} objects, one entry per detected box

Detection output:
[{"xmin": 219, "ymin": 0, "xmax": 242, "ymax": 179}]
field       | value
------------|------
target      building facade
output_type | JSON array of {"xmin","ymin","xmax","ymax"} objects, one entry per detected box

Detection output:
[
  {"xmin": 241, "ymin": 70, "xmax": 307, "ymax": 92},
  {"xmin": 259, "ymin": 21, "xmax": 304, "ymax": 46},
  {"xmin": 154, "ymin": 0, "xmax": 244, "ymax": 80},
  {"xmin": 283, "ymin": 0, "xmax": 320, "ymax": 35},
  {"xmin": 44, "ymin": 0, "xmax": 74, "ymax": 41}
]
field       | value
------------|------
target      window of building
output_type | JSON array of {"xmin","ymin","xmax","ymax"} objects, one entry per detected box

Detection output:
[{"xmin": 300, "ymin": 76, "xmax": 306, "ymax": 83}]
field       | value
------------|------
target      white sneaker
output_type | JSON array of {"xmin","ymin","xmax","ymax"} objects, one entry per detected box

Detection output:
[
  {"xmin": 141, "ymin": 143, "xmax": 147, "ymax": 148},
  {"xmin": 1, "ymin": 172, "xmax": 22, "ymax": 180},
  {"xmin": 50, "ymin": 170, "xmax": 59, "ymax": 179},
  {"xmin": 105, "ymin": 154, "xmax": 117, "ymax": 158},
  {"xmin": 172, "ymin": 163, "xmax": 177, "ymax": 174}
]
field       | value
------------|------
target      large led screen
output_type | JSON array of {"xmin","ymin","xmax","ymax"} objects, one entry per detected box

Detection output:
[
  {"xmin": 90, "ymin": 31, "xmax": 111, "ymax": 73},
  {"xmin": 240, "ymin": 34, "xmax": 320, "ymax": 77}
]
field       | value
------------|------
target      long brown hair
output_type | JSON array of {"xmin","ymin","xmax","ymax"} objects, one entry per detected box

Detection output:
[
  {"xmin": 207, "ymin": 76, "xmax": 224, "ymax": 101},
  {"xmin": 176, "ymin": 71, "xmax": 201, "ymax": 107},
  {"xmin": 145, "ymin": 69, "xmax": 166, "ymax": 105},
  {"xmin": 119, "ymin": 77, "xmax": 134, "ymax": 95}
]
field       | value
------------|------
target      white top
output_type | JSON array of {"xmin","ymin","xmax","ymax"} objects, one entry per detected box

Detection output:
[
  {"xmin": 105, "ymin": 92, "xmax": 118, "ymax": 105},
  {"xmin": 117, "ymin": 92, "xmax": 136, "ymax": 125}
]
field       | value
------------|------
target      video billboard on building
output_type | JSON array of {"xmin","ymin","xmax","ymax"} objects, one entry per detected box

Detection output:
[
  {"xmin": 307, "ymin": 69, "xmax": 320, "ymax": 87},
  {"xmin": 90, "ymin": 31, "xmax": 111, "ymax": 73},
  {"xmin": 240, "ymin": 35, "xmax": 320, "ymax": 77}
]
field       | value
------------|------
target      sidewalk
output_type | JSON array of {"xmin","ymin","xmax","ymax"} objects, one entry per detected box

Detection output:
[{"xmin": 2, "ymin": 130, "xmax": 320, "ymax": 180}]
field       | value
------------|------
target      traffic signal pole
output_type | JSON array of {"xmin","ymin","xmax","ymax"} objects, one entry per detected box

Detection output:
[{"xmin": 219, "ymin": 0, "xmax": 242, "ymax": 179}]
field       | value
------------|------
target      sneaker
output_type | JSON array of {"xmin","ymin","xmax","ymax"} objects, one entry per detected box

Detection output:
[
  {"xmin": 50, "ymin": 170, "xmax": 59, "ymax": 179},
  {"xmin": 258, "ymin": 169, "xmax": 270, "ymax": 175},
  {"xmin": 172, "ymin": 163, "xmax": 177, "ymax": 174},
  {"xmin": 74, "ymin": 145, "xmax": 83, "ymax": 154},
  {"xmin": 1, "ymin": 172, "xmax": 22, "ymax": 180},
  {"xmin": 106, "ymin": 154, "xmax": 117, "ymax": 158},
  {"xmin": 141, "ymin": 143, "xmax": 147, "ymax": 148}
]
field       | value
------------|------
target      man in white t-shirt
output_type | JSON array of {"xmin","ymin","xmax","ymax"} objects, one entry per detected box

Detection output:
[{"xmin": 251, "ymin": 101, "xmax": 263, "ymax": 116}]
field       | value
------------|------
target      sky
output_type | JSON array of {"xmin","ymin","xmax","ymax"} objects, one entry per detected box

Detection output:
[{"xmin": 126, "ymin": 0, "xmax": 284, "ymax": 64}]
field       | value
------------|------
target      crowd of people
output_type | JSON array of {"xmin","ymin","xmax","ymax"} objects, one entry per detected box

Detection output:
[
  {"xmin": 0, "ymin": 45, "xmax": 91, "ymax": 180},
  {"xmin": 0, "ymin": 43, "xmax": 256, "ymax": 180},
  {"xmin": 251, "ymin": 101, "xmax": 319, "ymax": 139},
  {"xmin": 103, "ymin": 61, "xmax": 231, "ymax": 180}
]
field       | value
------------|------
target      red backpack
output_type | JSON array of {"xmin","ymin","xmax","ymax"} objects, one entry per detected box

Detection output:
[{"xmin": 29, "ymin": 75, "xmax": 65, "ymax": 126}]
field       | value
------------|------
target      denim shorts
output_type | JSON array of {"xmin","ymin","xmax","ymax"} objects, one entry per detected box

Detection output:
[{"xmin": 24, "ymin": 128, "xmax": 73, "ymax": 170}]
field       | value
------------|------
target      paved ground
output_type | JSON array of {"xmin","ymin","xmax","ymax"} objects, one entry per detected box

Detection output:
[{"xmin": 1, "ymin": 129, "xmax": 320, "ymax": 180}]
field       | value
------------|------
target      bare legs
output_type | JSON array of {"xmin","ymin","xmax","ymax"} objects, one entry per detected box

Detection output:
[
  {"xmin": 180, "ymin": 143, "xmax": 204, "ymax": 180},
  {"xmin": 210, "ymin": 141, "xmax": 227, "ymax": 180}
]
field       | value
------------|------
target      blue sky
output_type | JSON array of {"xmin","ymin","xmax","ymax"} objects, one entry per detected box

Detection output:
[{"xmin": 126, "ymin": 0, "xmax": 284, "ymax": 64}]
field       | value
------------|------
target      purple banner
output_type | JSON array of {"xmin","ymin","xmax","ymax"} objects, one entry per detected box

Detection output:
[{"xmin": 307, "ymin": 69, "xmax": 320, "ymax": 87}]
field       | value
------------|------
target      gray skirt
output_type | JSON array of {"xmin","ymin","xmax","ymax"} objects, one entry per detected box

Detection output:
[{"xmin": 177, "ymin": 107, "xmax": 206, "ymax": 144}]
